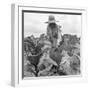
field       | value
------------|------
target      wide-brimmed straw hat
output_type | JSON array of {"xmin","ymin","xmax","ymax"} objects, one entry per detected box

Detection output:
[{"xmin": 45, "ymin": 15, "xmax": 59, "ymax": 23}]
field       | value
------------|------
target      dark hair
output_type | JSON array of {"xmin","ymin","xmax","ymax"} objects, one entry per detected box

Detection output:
[{"xmin": 49, "ymin": 23, "xmax": 57, "ymax": 29}]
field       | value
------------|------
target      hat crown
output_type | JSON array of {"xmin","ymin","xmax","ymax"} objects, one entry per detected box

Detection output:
[
  {"xmin": 45, "ymin": 15, "xmax": 58, "ymax": 23},
  {"xmin": 48, "ymin": 15, "xmax": 55, "ymax": 21}
]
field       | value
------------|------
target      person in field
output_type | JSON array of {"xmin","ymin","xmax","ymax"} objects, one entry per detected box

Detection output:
[{"xmin": 45, "ymin": 15, "xmax": 62, "ymax": 48}]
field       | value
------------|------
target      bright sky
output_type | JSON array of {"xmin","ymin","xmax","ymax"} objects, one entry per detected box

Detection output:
[{"xmin": 24, "ymin": 12, "xmax": 81, "ymax": 38}]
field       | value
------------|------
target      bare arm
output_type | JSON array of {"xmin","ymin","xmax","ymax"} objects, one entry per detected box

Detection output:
[{"xmin": 47, "ymin": 26, "xmax": 52, "ymax": 39}]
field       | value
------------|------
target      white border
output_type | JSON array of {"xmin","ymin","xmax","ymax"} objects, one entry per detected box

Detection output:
[{"xmin": 11, "ymin": 4, "xmax": 87, "ymax": 87}]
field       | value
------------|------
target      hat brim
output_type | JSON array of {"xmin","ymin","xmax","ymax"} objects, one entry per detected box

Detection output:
[{"xmin": 45, "ymin": 20, "xmax": 59, "ymax": 23}]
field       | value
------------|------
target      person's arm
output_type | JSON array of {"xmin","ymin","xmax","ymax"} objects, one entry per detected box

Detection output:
[
  {"xmin": 58, "ymin": 25, "xmax": 62, "ymax": 33},
  {"xmin": 57, "ymin": 25, "xmax": 62, "ymax": 45},
  {"xmin": 47, "ymin": 26, "xmax": 51, "ymax": 39}
]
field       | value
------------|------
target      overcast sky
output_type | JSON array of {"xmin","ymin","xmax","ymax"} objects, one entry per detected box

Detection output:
[{"xmin": 24, "ymin": 12, "xmax": 81, "ymax": 38}]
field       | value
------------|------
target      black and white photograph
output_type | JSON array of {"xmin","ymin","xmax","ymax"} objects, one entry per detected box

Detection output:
[{"xmin": 23, "ymin": 10, "xmax": 81, "ymax": 78}]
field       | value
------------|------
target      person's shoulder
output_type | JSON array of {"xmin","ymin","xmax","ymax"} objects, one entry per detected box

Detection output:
[
  {"xmin": 57, "ymin": 25, "xmax": 62, "ymax": 31},
  {"xmin": 47, "ymin": 25, "xmax": 50, "ymax": 29},
  {"xmin": 58, "ymin": 25, "xmax": 62, "ymax": 28}
]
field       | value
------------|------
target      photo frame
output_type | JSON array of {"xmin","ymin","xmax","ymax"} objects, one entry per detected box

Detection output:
[{"xmin": 11, "ymin": 4, "xmax": 87, "ymax": 87}]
